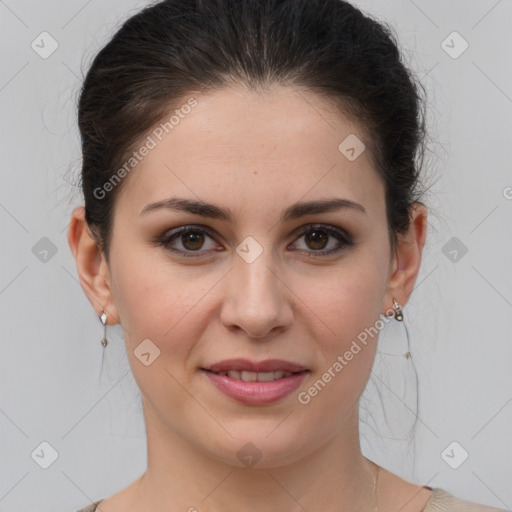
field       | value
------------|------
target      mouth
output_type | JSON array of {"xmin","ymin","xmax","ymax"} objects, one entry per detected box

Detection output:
[
  {"xmin": 201, "ymin": 359, "xmax": 310, "ymax": 405},
  {"xmin": 203, "ymin": 369, "xmax": 303, "ymax": 381},
  {"xmin": 202, "ymin": 358, "xmax": 308, "ymax": 374}
]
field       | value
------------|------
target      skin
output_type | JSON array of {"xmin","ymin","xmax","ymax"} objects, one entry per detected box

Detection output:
[{"xmin": 68, "ymin": 84, "xmax": 429, "ymax": 512}]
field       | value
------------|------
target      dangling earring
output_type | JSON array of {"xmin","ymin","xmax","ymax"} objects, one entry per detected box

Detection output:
[
  {"xmin": 393, "ymin": 297, "xmax": 409, "ymax": 358},
  {"xmin": 380, "ymin": 297, "xmax": 410, "ymax": 359},
  {"xmin": 100, "ymin": 310, "xmax": 108, "ymax": 347},
  {"xmin": 392, "ymin": 297, "xmax": 403, "ymax": 322}
]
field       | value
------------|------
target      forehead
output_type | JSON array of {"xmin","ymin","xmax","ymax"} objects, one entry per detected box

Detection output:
[{"xmin": 115, "ymin": 85, "xmax": 385, "ymax": 220}]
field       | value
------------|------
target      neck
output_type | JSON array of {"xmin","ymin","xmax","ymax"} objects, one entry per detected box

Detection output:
[{"xmin": 131, "ymin": 400, "xmax": 379, "ymax": 512}]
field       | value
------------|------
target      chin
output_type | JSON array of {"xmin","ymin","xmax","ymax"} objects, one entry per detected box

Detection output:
[{"xmin": 199, "ymin": 422, "xmax": 321, "ymax": 470}]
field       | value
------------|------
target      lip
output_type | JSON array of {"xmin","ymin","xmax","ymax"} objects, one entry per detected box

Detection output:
[
  {"xmin": 203, "ymin": 358, "xmax": 308, "ymax": 373},
  {"xmin": 202, "ymin": 369, "xmax": 309, "ymax": 405}
]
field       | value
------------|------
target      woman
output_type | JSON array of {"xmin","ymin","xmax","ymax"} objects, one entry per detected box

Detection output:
[{"xmin": 68, "ymin": 0, "xmax": 506, "ymax": 511}]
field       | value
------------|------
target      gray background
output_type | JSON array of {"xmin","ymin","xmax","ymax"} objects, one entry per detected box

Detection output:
[{"xmin": 0, "ymin": 1, "xmax": 511, "ymax": 511}]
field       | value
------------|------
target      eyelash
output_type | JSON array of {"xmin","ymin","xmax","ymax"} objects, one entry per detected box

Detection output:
[{"xmin": 156, "ymin": 224, "xmax": 354, "ymax": 258}]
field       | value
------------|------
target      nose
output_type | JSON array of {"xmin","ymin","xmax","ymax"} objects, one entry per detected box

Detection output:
[{"xmin": 219, "ymin": 250, "xmax": 294, "ymax": 340}]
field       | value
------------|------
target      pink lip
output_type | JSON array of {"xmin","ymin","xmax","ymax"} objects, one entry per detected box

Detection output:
[
  {"xmin": 203, "ymin": 358, "xmax": 307, "ymax": 373},
  {"xmin": 202, "ymin": 370, "xmax": 309, "ymax": 405}
]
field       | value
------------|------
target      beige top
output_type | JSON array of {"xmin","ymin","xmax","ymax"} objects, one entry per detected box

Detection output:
[{"xmin": 75, "ymin": 488, "xmax": 508, "ymax": 512}]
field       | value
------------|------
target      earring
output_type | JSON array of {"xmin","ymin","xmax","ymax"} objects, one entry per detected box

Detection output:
[
  {"xmin": 392, "ymin": 297, "xmax": 404, "ymax": 322},
  {"xmin": 100, "ymin": 310, "xmax": 108, "ymax": 347},
  {"xmin": 380, "ymin": 297, "xmax": 410, "ymax": 359}
]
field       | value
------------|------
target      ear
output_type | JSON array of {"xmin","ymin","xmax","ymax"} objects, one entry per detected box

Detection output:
[
  {"xmin": 383, "ymin": 203, "xmax": 428, "ymax": 313},
  {"xmin": 67, "ymin": 206, "xmax": 120, "ymax": 325}
]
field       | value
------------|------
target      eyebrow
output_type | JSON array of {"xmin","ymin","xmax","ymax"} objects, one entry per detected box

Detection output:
[{"xmin": 139, "ymin": 196, "xmax": 367, "ymax": 222}]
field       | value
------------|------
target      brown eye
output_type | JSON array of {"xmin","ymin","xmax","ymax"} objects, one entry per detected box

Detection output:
[
  {"xmin": 180, "ymin": 230, "xmax": 206, "ymax": 251},
  {"xmin": 157, "ymin": 224, "xmax": 353, "ymax": 259},
  {"xmin": 304, "ymin": 229, "xmax": 329, "ymax": 250},
  {"xmin": 291, "ymin": 224, "xmax": 354, "ymax": 257},
  {"xmin": 159, "ymin": 226, "xmax": 219, "ymax": 257}
]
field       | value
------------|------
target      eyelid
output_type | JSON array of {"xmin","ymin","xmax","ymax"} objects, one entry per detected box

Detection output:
[
  {"xmin": 158, "ymin": 224, "xmax": 221, "ymax": 254},
  {"xmin": 290, "ymin": 224, "xmax": 353, "ymax": 254},
  {"xmin": 157, "ymin": 223, "xmax": 353, "ymax": 257}
]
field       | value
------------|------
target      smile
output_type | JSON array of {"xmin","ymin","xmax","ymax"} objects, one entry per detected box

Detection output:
[
  {"xmin": 208, "ymin": 370, "xmax": 296, "ymax": 381},
  {"xmin": 202, "ymin": 367, "xmax": 309, "ymax": 405}
]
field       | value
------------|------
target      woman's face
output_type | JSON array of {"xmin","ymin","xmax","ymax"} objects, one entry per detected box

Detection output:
[{"xmin": 99, "ymin": 85, "xmax": 408, "ymax": 467}]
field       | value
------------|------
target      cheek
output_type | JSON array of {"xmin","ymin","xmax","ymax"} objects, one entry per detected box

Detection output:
[
  {"xmin": 109, "ymin": 247, "xmax": 176, "ymax": 345},
  {"xmin": 111, "ymin": 234, "xmax": 388, "ymax": 355},
  {"xmin": 109, "ymin": 258, "xmax": 207, "ymax": 413},
  {"xmin": 300, "ymin": 258, "xmax": 387, "ymax": 350},
  {"xmin": 110, "ymin": 247, "xmax": 218, "ymax": 360},
  {"xmin": 286, "ymin": 276, "xmax": 385, "ymax": 450},
  {"xmin": 291, "ymin": 255, "xmax": 388, "ymax": 409},
  {"xmin": 294, "ymin": 271, "xmax": 383, "ymax": 422}
]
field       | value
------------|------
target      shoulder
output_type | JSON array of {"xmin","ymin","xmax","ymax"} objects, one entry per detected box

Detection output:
[
  {"xmin": 423, "ymin": 488, "xmax": 508, "ymax": 512},
  {"xmin": 75, "ymin": 500, "xmax": 103, "ymax": 512}
]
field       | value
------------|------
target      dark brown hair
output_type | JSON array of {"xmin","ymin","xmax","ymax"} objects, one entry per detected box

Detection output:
[{"xmin": 77, "ymin": 0, "xmax": 429, "ymax": 265}]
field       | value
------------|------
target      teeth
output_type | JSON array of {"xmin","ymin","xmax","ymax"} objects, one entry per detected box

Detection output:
[
  {"xmin": 240, "ymin": 370, "xmax": 258, "ymax": 382},
  {"xmin": 213, "ymin": 370, "xmax": 295, "ymax": 381},
  {"xmin": 251, "ymin": 371, "xmax": 274, "ymax": 382}
]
